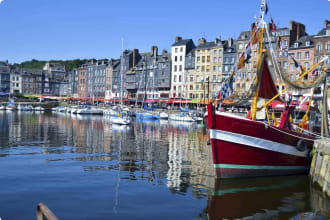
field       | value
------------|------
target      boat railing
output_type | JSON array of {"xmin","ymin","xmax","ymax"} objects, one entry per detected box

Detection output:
[{"xmin": 36, "ymin": 203, "xmax": 59, "ymax": 220}]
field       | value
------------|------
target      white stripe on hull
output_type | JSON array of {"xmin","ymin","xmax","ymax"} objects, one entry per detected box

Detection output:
[{"xmin": 210, "ymin": 129, "xmax": 309, "ymax": 158}]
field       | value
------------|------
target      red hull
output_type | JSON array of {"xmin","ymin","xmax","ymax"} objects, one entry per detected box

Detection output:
[{"xmin": 207, "ymin": 105, "xmax": 314, "ymax": 179}]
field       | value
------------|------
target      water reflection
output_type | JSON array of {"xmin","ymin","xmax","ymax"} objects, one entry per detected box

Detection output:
[
  {"xmin": 0, "ymin": 112, "xmax": 329, "ymax": 219},
  {"xmin": 203, "ymin": 176, "xmax": 311, "ymax": 220}
]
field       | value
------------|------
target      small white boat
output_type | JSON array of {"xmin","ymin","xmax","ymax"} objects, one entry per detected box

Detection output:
[
  {"xmin": 159, "ymin": 112, "xmax": 169, "ymax": 119},
  {"xmin": 169, "ymin": 113, "xmax": 196, "ymax": 122},
  {"xmin": 110, "ymin": 111, "xmax": 131, "ymax": 125},
  {"xmin": 77, "ymin": 106, "xmax": 103, "ymax": 115},
  {"xmin": 34, "ymin": 106, "xmax": 45, "ymax": 111},
  {"xmin": 0, "ymin": 105, "xmax": 6, "ymax": 110}
]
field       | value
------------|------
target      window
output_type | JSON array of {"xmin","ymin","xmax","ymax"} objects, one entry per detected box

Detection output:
[
  {"xmin": 213, "ymin": 75, "xmax": 216, "ymax": 81},
  {"xmin": 196, "ymin": 85, "xmax": 199, "ymax": 90},
  {"xmin": 214, "ymin": 50, "xmax": 217, "ymax": 55},
  {"xmin": 206, "ymin": 65, "xmax": 210, "ymax": 72},
  {"xmin": 190, "ymin": 85, "xmax": 193, "ymax": 90},
  {"xmin": 327, "ymin": 43, "xmax": 330, "ymax": 52},
  {"xmin": 317, "ymin": 44, "xmax": 322, "ymax": 52},
  {"xmin": 305, "ymin": 51, "xmax": 309, "ymax": 59},
  {"xmin": 297, "ymin": 52, "xmax": 301, "ymax": 59},
  {"xmin": 173, "ymin": 86, "xmax": 176, "ymax": 91},
  {"xmin": 283, "ymin": 61, "xmax": 288, "ymax": 70},
  {"xmin": 207, "ymin": 56, "xmax": 210, "ymax": 62},
  {"xmin": 196, "ymin": 66, "xmax": 200, "ymax": 71},
  {"xmin": 196, "ymin": 75, "xmax": 200, "ymax": 82},
  {"xmin": 224, "ymin": 66, "xmax": 229, "ymax": 72},
  {"xmin": 218, "ymin": 66, "xmax": 222, "ymax": 71},
  {"xmin": 218, "ymin": 57, "xmax": 222, "ymax": 63},
  {"xmin": 190, "ymin": 76, "xmax": 193, "ymax": 82},
  {"xmin": 174, "ymin": 65, "xmax": 177, "ymax": 72},
  {"xmin": 179, "ymin": 75, "xmax": 182, "ymax": 82},
  {"xmin": 294, "ymin": 42, "xmax": 299, "ymax": 48},
  {"xmin": 174, "ymin": 75, "xmax": 176, "ymax": 82},
  {"xmin": 214, "ymin": 57, "xmax": 217, "ymax": 63},
  {"xmin": 180, "ymin": 47, "xmax": 183, "ymax": 52},
  {"xmin": 175, "ymin": 56, "xmax": 177, "ymax": 62},
  {"xmin": 284, "ymin": 40, "xmax": 288, "ymax": 46},
  {"xmin": 306, "ymin": 41, "xmax": 310, "ymax": 46},
  {"xmin": 239, "ymin": 44, "xmax": 243, "ymax": 50},
  {"xmin": 180, "ymin": 56, "xmax": 182, "ymax": 61},
  {"xmin": 175, "ymin": 48, "xmax": 178, "ymax": 53},
  {"xmin": 304, "ymin": 62, "xmax": 309, "ymax": 70},
  {"xmin": 213, "ymin": 66, "xmax": 216, "ymax": 71},
  {"xmin": 290, "ymin": 63, "xmax": 294, "ymax": 71},
  {"xmin": 178, "ymin": 86, "xmax": 181, "ymax": 91},
  {"xmin": 179, "ymin": 65, "xmax": 182, "ymax": 71},
  {"xmin": 201, "ymin": 66, "xmax": 205, "ymax": 71},
  {"xmin": 197, "ymin": 56, "xmax": 200, "ymax": 62},
  {"xmin": 212, "ymin": 84, "xmax": 216, "ymax": 90},
  {"xmin": 202, "ymin": 56, "xmax": 205, "ymax": 63}
]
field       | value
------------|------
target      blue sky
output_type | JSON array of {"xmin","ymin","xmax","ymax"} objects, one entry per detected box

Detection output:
[{"xmin": 0, "ymin": 0, "xmax": 329, "ymax": 63}]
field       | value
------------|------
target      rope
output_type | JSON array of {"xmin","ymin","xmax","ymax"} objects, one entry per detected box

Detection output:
[{"xmin": 261, "ymin": 121, "xmax": 316, "ymax": 141}]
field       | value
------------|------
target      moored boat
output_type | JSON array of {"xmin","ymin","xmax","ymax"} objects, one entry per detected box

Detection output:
[{"xmin": 207, "ymin": 0, "xmax": 328, "ymax": 179}]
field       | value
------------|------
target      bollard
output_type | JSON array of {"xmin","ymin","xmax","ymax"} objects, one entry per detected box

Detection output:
[{"xmin": 36, "ymin": 203, "xmax": 59, "ymax": 220}]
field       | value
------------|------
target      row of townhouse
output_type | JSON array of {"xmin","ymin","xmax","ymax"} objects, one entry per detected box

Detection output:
[
  {"xmin": 1, "ymin": 20, "xmax": 329, "ymax": 100},
  {"xmin": 235, "ymin": 20, "xmax": 330, "ymax": 95},
  {"xmin": 0, "ymin": 61, "xmax": 68, "ymax": 96}
]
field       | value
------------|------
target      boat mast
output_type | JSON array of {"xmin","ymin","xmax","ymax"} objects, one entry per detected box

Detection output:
[
  {"xmin": 251, "ymin": 0, "xmax": 266, "ymax": 120},
  {"xmin": 120, "ymin": 38, "xmax": 124, "ymax": 106}
]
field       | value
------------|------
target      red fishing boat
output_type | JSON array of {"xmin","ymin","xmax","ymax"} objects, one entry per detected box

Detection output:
[{"xmin": 206, "ymin": 0, "xmax": 328, "ymax": 179}]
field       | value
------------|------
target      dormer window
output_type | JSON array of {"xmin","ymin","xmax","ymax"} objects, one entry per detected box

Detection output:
[
  {"xmin": 294, "ymin": 42, "xmax": 299, "ymax": 48},
  {"xmin": 326, "ymin": 29, "xmax": 330, "ymax": 36},
  {"xmin": 306, "ymin": 41, "xmax": 310, "ymax": 46}
]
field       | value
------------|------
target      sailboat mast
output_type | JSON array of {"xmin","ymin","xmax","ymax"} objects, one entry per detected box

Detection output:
[
  {"xmin": 251, "ymin": 0, "xmax": 266, "ymax": 121},
  {"xmin": 120, "ymin": 38, "xmax": 124, "ymax": 105}
]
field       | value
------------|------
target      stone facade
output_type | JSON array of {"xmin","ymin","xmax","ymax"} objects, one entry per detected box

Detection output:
[
  {"xmin": 21, "ymin": 68, "xmax": 43, "ymax": 95},
  {"xmin": 0, "ymin": 61, "xmax": 10, "ymax": 94},
  {"xmin": 10, "ymin": 67, "xmax": 22, "ymax": 94},
  {"xmin": 78, "ymin": 65, "xmax": 87, "ymax": 98}
]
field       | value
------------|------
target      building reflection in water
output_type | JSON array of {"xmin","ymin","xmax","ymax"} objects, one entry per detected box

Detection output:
[{"xmin": 2, "ymin": 112, "xmax": 215, "ymax": 199}]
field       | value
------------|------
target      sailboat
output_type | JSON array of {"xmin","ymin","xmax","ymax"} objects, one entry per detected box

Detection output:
[
  {"xmin": 109, "ymin": 38, "xmax": 132, "ymax": 125},
  {"xmin": 6, "ymin": 97, "xmax": 17, "ymax": 111},
  {"xmin": 135, "ymin": 58, "xmax": 162, "ymax": 120},
  {"xmin": 207, "ymin": 0, "xmax": 328, "ymax": 179}
]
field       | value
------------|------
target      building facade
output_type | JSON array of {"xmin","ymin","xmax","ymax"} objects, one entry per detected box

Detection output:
[
  {"xmin": 21, "ymin": 69, "xmax": 43, "ymax": 95},
  {"xmin": 86, "ymin": 59, "xmax": 108, "ymax": 99},
  {"xmin": 10, "ymin": 67, "xmax": 22, "ymax": 94},
  {"xmin": 0, "ymin": 61, "xmax": 10, "ymax": 94},
  {"xmin": 78, "ymin": 65, "xmax": 87, "ymax": 98},
  {"xmin": 170, "ymin": 36, "xmax": 195, "ymax": 98}
]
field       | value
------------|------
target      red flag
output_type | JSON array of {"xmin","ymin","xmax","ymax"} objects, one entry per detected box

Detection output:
[{"xmin": 271, "ymin": 17, "xmax": 276, "ymax": 33}]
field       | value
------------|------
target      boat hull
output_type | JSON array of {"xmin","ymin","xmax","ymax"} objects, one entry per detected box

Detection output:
[{"xmin": 208, "ymin": 106, "xmax": 314, "ymax": 179}]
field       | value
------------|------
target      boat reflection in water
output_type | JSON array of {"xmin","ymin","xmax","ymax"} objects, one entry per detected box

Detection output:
[{"xmin": 205, "ymin": 175, "xmax": 311, "ymax": 220}]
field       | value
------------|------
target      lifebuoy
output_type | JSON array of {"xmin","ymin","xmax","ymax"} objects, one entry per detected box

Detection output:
[{"xmin": 296, "ymin": 139, "xmax": 307, "ymax": 152}]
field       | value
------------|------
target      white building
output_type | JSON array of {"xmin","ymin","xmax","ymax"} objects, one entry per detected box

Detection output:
[
  {"xmin": 10, "ymin": 67, "xmax": 22, "ymax": 94},
  {"xmin": 170, "ymin": 36, "xmax": 195, "ymax": 98}
]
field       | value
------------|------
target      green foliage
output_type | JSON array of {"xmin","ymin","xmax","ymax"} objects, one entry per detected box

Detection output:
[{"xmin": 13, "ymin": 59, "xmax": 91, "ymax": 71}]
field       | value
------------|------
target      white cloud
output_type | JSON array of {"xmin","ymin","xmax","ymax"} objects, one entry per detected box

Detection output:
[{"xmin": 0, "ymin": 0, "xmax": 4, "ymax": 4}]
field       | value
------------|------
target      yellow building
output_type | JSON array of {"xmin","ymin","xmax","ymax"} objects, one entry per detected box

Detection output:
[{"xmin": 189, "ymin": 38, "xmax": 225, "ymax": 102}]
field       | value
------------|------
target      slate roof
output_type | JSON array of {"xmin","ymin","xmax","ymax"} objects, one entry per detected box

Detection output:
[
  {"xmin": 172, "ymin": 39, "xmax": 193, "ymax": 47},
  {"xmin": 237, "ymin": 31, "xmax": 251, "ymax": 41},
  {"xmin": 290, "ymin": 35, "xmax": 314, "ymax": 49}
]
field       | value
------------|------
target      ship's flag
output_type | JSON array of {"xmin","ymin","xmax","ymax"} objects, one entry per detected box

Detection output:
[
  {"xmin": 220, "ymin": 72, "xmax": 234, "ymax": 100},
  {"xmin": 252, "ymin": 29, "xmax": 259, "ymax": 45},
  {"xmin": 265, "ymin": 2, "xmax": 269, "ymax": 15},
  {"xmin": 292, "ymin": 57, "xmax": 299, "ymax": 68},
  {"xmin": 245, "ymin": 47, "xmax": 252, "ymax": 64},
  {"xmin": 237, "ymin": 52, "xmax": 245, "ymax": 70},
  {"xmin": 271, "ymin": 17, "xmax": 276, "ymax": 33},
  {"xmin": 277, "ymin": 35, "xmax": 281, "ymax": 48}
]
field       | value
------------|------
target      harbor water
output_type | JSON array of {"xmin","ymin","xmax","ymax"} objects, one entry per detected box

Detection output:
[{"xmin": 0, "ymin": 112, "xmax": 329, "ymax": 219}]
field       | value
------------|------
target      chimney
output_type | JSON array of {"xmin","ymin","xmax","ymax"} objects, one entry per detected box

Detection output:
[
  {"xmin": 325, "ymin": 20, "xmax": 330, "ymax": 28},
  {"xmin": 214, "ymin": 38, "xmax": 221, "ymax": 45},
  {"xmin": 162, "ymin": 49, "xmax": 168, "ymax": 56},
  {"xmin": 132, "ymin": 49, "xmax": 139, "ymax": 68},
  {"xmin": 198, "ymin": 37, "xmax": 206, "ymax": 45},
  {"xmin": 151, "ymin": 46, "xmax": 158, "ymax": 57},
  {"xmin": 267, "ymin": 22, "xmax": 272, "ymax": 33},
  {"xmin": 175, "ymin": 36, "xmax": 182, "ymax": 43},
  {"xmin": 228, "ymin": 38, "xmax": 233, "ymax": 47}
]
